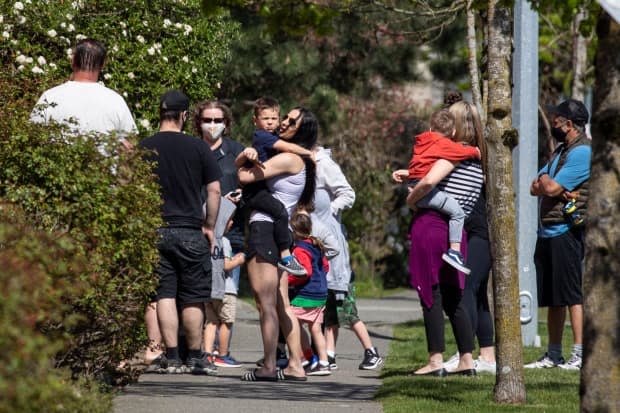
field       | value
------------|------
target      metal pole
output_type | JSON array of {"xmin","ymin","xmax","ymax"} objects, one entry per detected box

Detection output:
[{"xmin": 512, "ymin": 0, "xmax": 540, "ymax": 347}]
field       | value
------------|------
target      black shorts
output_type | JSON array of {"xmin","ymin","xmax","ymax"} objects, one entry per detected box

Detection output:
[
  {"xmin": 155, "ymin": 227, "xmax": 211, "ymax": 304},
  {"xmin": 246, "ymin": 221, "xmax": 280, "ymax": 266},
  {"xmin": 534, "ymin": 228, "xmax": 584, "ymax": 307}
]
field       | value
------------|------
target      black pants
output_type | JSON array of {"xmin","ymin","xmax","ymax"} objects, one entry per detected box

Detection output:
[
  {"xmin": 243, "ymin": 182, "xmax": 291, "ymax": 252},
  {"xmin": 423, "ymin": 284, "xmax": 475, "ymax": 354},
  {"xmin": 461, "ymin": 235, "xmax": 494, "ymax": 348}
]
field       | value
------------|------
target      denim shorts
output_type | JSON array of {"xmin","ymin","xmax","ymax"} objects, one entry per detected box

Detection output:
[{"xmin": 156, "ymin": 227, "xmax": 211, "ymax": 304}]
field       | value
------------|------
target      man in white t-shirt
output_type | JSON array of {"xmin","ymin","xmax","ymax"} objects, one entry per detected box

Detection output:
[{"xmin": 30, "ymin": 38, "xmax": 136, "ymax": 149}]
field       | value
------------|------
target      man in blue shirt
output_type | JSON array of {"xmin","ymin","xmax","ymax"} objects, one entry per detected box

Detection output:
[{"xmin": 526, "ymin": 99, "xmax": 591, "ymax": 371}]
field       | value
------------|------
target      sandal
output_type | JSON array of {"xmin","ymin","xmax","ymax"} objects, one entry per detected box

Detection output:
[
  {"xmin": 277, "ymin": 369, "xmax": 307, "ymax": 381},
  {"xmin": 240, "ymin": 369, "xmax": 278, "ymax": 382}
]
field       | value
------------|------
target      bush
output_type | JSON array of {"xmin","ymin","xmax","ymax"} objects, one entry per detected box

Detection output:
[{"xmin": 0, "ymin": 205, "xmax": 111, "ymax": 413}]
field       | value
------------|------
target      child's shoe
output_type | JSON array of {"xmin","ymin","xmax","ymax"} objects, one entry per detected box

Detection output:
[
  {"xmin": 328, "ymin": 355, "xmax": 338, "ymax": 370},
  {"xmin": 441, "ymin": 249, "xmax": 471, "ymax": 274},
  {"xmin": 214, "ymin": 353, "xmax": 242, "ymax": 368},
  {"xmin": 359, "ymin": 347, "xmax": 384, "ymax": 370},
  {"xmin": 306, "ymin": 361, "xmax": 331, "ymax": 376},
  {"xmin": 278, "ymin": 255, "xmax": 307, "ymax": 277}
]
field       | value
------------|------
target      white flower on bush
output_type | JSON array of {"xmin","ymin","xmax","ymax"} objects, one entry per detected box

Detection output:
[
  {"xmin": 67, "ymin": 23, "xmax": 75, "ymax": 32},
  {"xmin": 25, "ymin": 56, "xmax": 33, "ymax": 63},
  {"xmin": 60, "ymin": 35, "xmax": 70, "ymax": 44},
  {"xmin": 31, "ymin": 66, "xmax": 44, "ymax": 74},
  {"xmin": 163, "ymin": 19, "xmax": 172, "ymax": 28},
  {"xmin": 15, "ymin": 54, "xmax": 27, "ymax": 64},
  {"xmin": 17, "ymin": 16, "xmax": 26, "ymax": 24},
  {"xmin": 183, "ymin": 24, "xmax": 192, "ymax": 35},
  {"xmin": 76, "ymin": 34, "xmax": 86, "ymax": 41},
  {"xmin": 137, "ymin": 35, "xmax": 145, "ymax": 43},
  {"xmin": 135, "ymin": 103, "xmax": 141, "ymax": 108},
  {"xmin": 122, "ymin": 29, "xmax": 127, "ymax": 37},
  {"xmin": 17, "ymin": 64, "xmax": 24, "ymax": 71},
  {"xmin": 123, "ymin": 92, "xmax": 128, "ymax": 98},
  {"xmin": 120, "ymin": 21, "xmax": 126, "ymax": 29},
  {"xmin": 47, "ymin": 29, "xmax": 57, "ymax": 37},
  {"xmin": 60, "ymin": 22, "xmax": 66, "ymax": 29},
  {"xmin": 162, "ymin": 56, "xmax": 168, "ymax": 63},
  {"xmin": 174, "ymin": 22, "xmax": 182, "ymax": 29},
  {"xmin": 66, "ymin": 13, "xmax": 73, "ymax": 20},
  {"xmin": 140, "ymin": 119, "xmax": 150, "ymax": 129},
  {"xmin": 127, "ymin": 72, "xmax": 135, "ymax": 80},
  {"xmin": 0, "ymin": 15, "xmax": 3, "ymax": 24},
  {"xmin": 142, "ymin": 20, "xmax": 148, "ymax": 27},
  {"xmin": 103, "ymin": 73, "xmax": 112, "ymax": 80},
  {"xmin": 147, "ymin": 47, "xmax": 155, "ymax": 56},
  {"xmin": 37, "ymin": 56, "xmax": 46, "ymax": 65},
  {"xmin": 49, "ymin": 62, "xmax": 57, "ymax": 69},
  {"xmin": 14, "ymin": 2, "xmax": 24, "ymax": 12},
  {"xmin": 191, "ymin": 67, "xmax": 197, "ymax": 73},
  {"xmin": 112, "ymin": 45, "xmax": 119, "ymax": 52},
  {"xmin": 2, "ymin": 31, "xmax": 9, "ymax": 39},
  {"xmin": 182, "ymin": 55, "xmax": 189, "ymax": 63}
]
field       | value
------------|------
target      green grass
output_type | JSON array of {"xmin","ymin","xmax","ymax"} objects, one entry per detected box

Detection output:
[{"xmin": 378, "ymin": 320, "xmax": 580, "ymax": 413}]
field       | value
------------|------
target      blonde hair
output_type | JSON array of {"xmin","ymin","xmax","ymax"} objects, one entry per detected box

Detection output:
[{"xmin": 449, "ymin": 101, "xmax": 486, "ymax": 169}]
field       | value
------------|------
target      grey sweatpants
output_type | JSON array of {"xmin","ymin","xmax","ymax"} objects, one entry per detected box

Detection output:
[{"xmin": 417, "ymin": 188, "xmax": 465, "ymax": 244}]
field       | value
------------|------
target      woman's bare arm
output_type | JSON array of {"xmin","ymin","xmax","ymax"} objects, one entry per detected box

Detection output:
[
  {"xmin": 238, "ymin": 152, "xmax": 304, "ymax": 185},
  {"xmin": 406, "ymin": 159, "xmax": 456, "ymax": 209}
]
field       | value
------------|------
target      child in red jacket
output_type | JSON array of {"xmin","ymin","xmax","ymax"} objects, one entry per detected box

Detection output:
[{"xmin": 395, "ymin": 109, "xmax": 480, "ymax": 274}]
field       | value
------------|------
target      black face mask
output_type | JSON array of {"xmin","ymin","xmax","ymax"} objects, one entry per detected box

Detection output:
[{"xmin": 551, "ymin": 126, "xmax": 567, "ymax": 142}]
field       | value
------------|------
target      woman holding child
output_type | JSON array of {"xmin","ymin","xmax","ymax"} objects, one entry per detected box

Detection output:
[
  {"xmin": 236, "ymin": 107, "xmax": 318, "ymax": 381},
  {"xmin": 397, "ymin": 100, "xmax": 486, "ymax": 376}
]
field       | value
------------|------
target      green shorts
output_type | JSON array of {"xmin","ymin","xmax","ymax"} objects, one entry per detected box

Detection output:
[{"xmin": 324, "ymin": 285, "xmax": 360, "ymax": 328}]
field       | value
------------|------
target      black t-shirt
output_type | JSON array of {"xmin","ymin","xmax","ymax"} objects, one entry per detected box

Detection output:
[
  {"xmin": 140, "ymin": 131, "xmax": 222, "ymax": 228},
  {"xmin": 465, "ymin": 187, "xmax": 489, "ymax": 240}
]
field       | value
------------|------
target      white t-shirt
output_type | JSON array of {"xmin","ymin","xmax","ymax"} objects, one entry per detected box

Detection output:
[{"xmin": 30, "ymin": 81, "xmax": 137, "ymax": 139}]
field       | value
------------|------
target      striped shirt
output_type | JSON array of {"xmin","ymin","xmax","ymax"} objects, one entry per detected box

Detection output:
[{"xmin": 436, "ymin": 160, "xmax": 484, "ymax": 216}]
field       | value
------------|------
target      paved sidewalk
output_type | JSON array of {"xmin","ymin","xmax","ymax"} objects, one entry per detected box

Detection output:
[{"xmin": 113, "ymin": 290, "xmax": 421, "ymax": 413}]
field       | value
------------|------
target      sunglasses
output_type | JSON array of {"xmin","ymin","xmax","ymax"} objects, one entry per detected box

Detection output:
[
  {"xmin": 201, "ymin": 117, "xmax": 224, "ymax": 123},
  {"xmin": 282, "ymin": 114, "xmax": 301, "ymax": 128}
]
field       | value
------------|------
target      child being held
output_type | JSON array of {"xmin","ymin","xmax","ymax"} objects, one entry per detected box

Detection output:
[
  {"xmin": 394, "ymin": 109, "xmax": 480, "ymax": 274},
  {"xmin": 288, "ymin": 209, "xmax": 331, "ymax": 376},
  {"xmin": 235, "ymin": 97, "xmax": 313, "ymax": 277}
]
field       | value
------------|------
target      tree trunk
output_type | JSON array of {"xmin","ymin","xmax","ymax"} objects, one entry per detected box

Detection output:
[
  {"xmin": 484, "ymin": 0, "xmax": 526, "ymax": 404},
  {"xmin": 580, "ymin": 10, "xmax": 620, "ymax": 413},
  {"xmin": 466, "ymin": 0, "xmax": 484, "ymax": 121},
  {"xmin": 571, "ymin": 6, "xmax": 588, "ymax": 101}
]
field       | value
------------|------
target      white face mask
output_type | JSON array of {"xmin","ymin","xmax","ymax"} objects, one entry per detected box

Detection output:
[{"xmin": 201, "ymin": 122, "xmax": 225, "ymax": 141}]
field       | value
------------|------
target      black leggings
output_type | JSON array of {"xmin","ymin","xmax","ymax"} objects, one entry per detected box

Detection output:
[
  {"xmin": 422, "ymin": 284, "xmax": 474, "ymax": 354},
  {"xmin": 461, "ymin": 235, "xmax": 494, "ymax": 348}
]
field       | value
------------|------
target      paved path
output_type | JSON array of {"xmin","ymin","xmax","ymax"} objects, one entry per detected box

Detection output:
[{"xmin": 113, "ymin": 290, "xmax": 421, "ymax": 413}]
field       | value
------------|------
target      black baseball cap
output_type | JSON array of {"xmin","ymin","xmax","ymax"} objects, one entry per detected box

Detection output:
[
  {"xmin": 546, "ymin": 99, "xmax": 589, "ymax": 126},
  {"xmin": 160, "ymin": 89, "xmax": 189, "ymax": 111}
]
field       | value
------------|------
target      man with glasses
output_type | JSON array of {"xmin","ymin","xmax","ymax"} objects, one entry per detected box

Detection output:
[
  {"xmin": 526, "ymin": 99, "xmax": 591, "ymax": 371},
  {"xmin": 140, "ymin": 89, "xmax": 222, "ymax": 375}
]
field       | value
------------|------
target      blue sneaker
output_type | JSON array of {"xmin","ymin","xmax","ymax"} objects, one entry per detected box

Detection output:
[{"xmin": 441, "ymin": 249, "xmax": 471, "ymax": 274}]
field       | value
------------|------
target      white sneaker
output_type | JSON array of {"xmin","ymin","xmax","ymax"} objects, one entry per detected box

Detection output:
[
  {"xmin": 558, "ymin": 353, "xmax": 582, "ymax": 370},
  {"xmin": 524, "ymin": 352, "xmax": 564, "ymax": 369},
  {"xmin": 473, "ymin": 357, "xmax": 496, "ymax": 374},
  {"xmin": 443, "ymin": 352, "xmax": 460, "ymax": 371}
]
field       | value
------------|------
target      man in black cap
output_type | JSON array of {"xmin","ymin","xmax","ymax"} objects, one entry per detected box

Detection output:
[
  {"xmin": 526, "ymin": 98, "xmax": 591, "ymax": 371},
  {"xmin": 140, "ymin": 89, "xmax": 222, "ymax": 375}
]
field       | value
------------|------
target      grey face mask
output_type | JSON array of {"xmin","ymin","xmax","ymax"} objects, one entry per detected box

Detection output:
[{"xmin": 201, "ymin": 122, "xmax": 225, "ymax": 141}]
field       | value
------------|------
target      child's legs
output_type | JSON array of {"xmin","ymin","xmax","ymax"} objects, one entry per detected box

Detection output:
[
  {"xmin": 203, "ymin": 301, "xmax": 222, "ymax": 353},
  {"xmin": 218, "ymin": 294, "xmax": 237, "ymax": 355},
  {"xmin": 309, "ymin": 320, "xmax": 328, "ymax": 362},
  {"xmin": 417, "ymin": 188, "xmax": 465, "ymax": 247},
  {"xmin": 245, "ymin": 189, "xmax": 292, "ymax": 256},
  {"xmin": 342, "ymin": 285, "xmax": 372, "ymax": 350},
  {"xmin": 324, "ymin": 290, "xmax": 340, "ymax": 352},
  {"xmin": 298, "ymin": 320, "xmax": 312, "ymax": 352}
]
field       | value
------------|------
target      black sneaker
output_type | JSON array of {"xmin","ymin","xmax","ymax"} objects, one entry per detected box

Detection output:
[
  {"xmin": 159, "ymin": 356, "xmax": 187, "ymax": 374},
  {"xmin": 277, "ymin": 256, "xmax": 307, "ymax": 277},
  {"xmin": 306, "ymin": 363, "xmax": 331, "ymax": 376},
  {"xmin": 186, "ymin": 352, "xmax": 218, "ymax": 375},
  {"xmin": 441, "ymin": 249, "xmax": 471, "ymax": 275},
  {"xmin": 328, "ymin": 355, "xmax": 338, "ymax": 370},
  {"xmin": 359, "ymin": 347, "xmax": 384, "ymax": 370}
]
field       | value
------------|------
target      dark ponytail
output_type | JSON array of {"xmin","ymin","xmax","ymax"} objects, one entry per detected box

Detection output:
[{"xmin": 298, "ymin": 156, "xmax": 316, "ymax": 212}]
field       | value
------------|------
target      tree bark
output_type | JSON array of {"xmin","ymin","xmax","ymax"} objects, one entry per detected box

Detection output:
[
  {"xmin": 571, "ymin": 6, "xmax": 588, "ymax": 101},
  {"xmin": 485, "ymin": 0, "xmax": 526, "ymax": 404},
  {"xmin": 466, "ymin": 0, "xmax": 484, "ymax": 121},
  {"xmin": 580, "ymin": 10, "xmax": 620, "ymax": 413}
]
